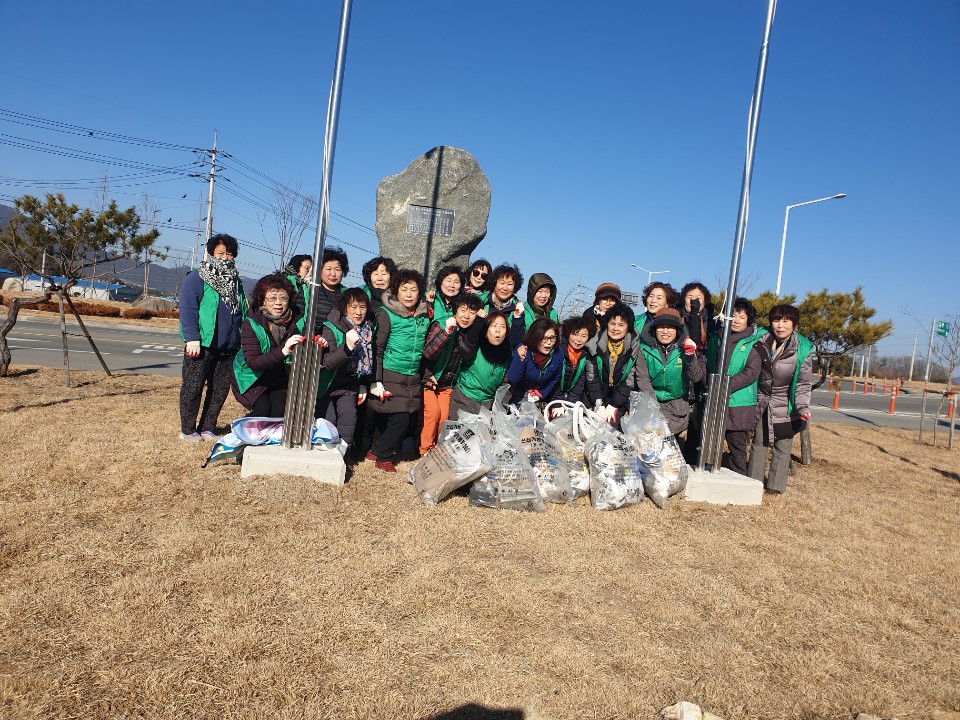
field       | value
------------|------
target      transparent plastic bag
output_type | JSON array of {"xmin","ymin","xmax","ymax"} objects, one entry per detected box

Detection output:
[
  {"xmin": 545, "ymin": 411, "xmax": 590, "ymax": 499},
  {"xmin": 638, "ymin": 432, "xmax": 688, "ymax": 509},
  {"xmin": 410, "ymin": 424, "xmax": 494, "ymax": 505},
  {"xmin": 622, "ymin": 390, "xmax": 672, "ymax": 439},
  {"xmin": 621, "ymin": 390, "xmax": 688, "ymax": 508},
  {"xmin": 469, "ymin": 433, "xmax": 545, "ymax": 512},
  {"xmin": 585, "ymin": 428, "xmax": 644, "ymax": 510}
]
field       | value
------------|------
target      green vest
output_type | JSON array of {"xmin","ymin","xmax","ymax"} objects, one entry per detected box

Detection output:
[
  {"xmin": 788, "ymin": 333, "xmax": 814, "ymax": 415},
  {"xmin": 432, "ymin": 296, "xmax": 454, "ymax": 327},
  {"xmin": 232, "ymin": 313, "xmax": 306, "ymax": 394},
  {"xmin": 634, "ymin": 311, "xmax": 649, "ymax": 335},
  {"xmin": 456, "ymin": 349, "xmax": 507, "ymax": 403},
  {"xmin": 382, "ymin": 307, "xmax": 429, "ymax": 375},
  {"xmin": 641, "ymin": 343, "xmax": 686, "ymax": 402},
  {"xmin": 726, "ymin": 329, "xmax": 765, "ymax": 408},
  {"xmin": 285, "ymin": 273, "xmax": 309, "ymax": 308},
  {"xmin": 428, "ymin": 328, "xmax": 458, "ymax": 378},
  {"xmin": 594, "ymin": 350, "xmax": 636, "ymax": 389},
  {"xmin": 522, "ymin": 303, "xmax": 558, "ymax": 331},
  {"xmin": 180, "ymin": 281, "xmax": 247, "ymax": 346},
  {"xmin": 560, "ymin": 351, "xmax": 587, "ymax": 394},
  {"xmin": 315, "ymin": 321, "xmax": 346, "ymax": 398}
]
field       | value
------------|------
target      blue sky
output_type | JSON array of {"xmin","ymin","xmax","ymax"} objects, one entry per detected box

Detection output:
[{"xmin": 1, "ymin": 1, "xmax": 957, "ymax": 359}]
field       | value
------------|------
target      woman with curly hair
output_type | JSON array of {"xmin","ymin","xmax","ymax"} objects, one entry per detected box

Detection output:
[{"xmin": 231, "ymin": 273, "xmax": 317, "ymax": 418}]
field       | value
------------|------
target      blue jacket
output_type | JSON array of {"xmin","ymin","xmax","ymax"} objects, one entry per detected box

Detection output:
[
  {"xmin": 178, "ymin": 270, "xmax": 243, "ymax": 351},
  {"xmin": 505, "ymin": 346, "xmax": 563, "ymax": 404}
]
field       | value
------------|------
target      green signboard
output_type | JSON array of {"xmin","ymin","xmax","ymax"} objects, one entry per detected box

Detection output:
[{"xmin": 935, "ymin": 320, "xmax": 950, "ymax": 337}]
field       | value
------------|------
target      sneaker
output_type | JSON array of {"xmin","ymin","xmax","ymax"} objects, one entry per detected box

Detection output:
[
  {"xmin": 179, "ymin": 432, "xmax": 202, "ymax": 442},
  {"xmin": 365, "ymin": 451, "xmax": 377, "ymax": 462},
  {"xmin": 200, "ymin": 431, "xmax": 219, "ymax": 441},
  {"xmin": 375, "ymin": 458, "xmax": 397, "ymax": 473}
]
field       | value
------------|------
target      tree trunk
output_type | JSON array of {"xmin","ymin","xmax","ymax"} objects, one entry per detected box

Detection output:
[
  {"xmin": 800, "ymin": 425, "xmax": 812, "ymax": 465},
  {"xmin": 57, "ymin": 293, "xmax": 71, "ymax": 387},
  {"xmin": 65, "ymin": 295, "xmax": 111, "ymax": 376},
  {"xmin": 0, "ymin": 291, "xmax": 53, "ymax": 376}
]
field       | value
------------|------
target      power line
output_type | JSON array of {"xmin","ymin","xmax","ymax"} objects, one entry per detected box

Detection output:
[{"xmin": 0, "ymin": 107, "xmax": 200, "ymax": 152}]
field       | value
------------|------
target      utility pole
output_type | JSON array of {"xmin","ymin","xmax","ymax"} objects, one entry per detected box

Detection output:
[
  {"xmin": 849, "ymin": 354, "xmax": 856, "ymax": 377},
  {"xmin": 908, "ymin": 332, "xmax": 918, "ymax": 381},
  {"xmin": 923, "ymin": 318, "xmax": 936, "ymax": 383},
  {"xmin": 865, "ymin": 344, "xmax": 873, "ymax": 378},
  {"xmin": 204, "ymin": 130, "xmax": 218, "ymax": 249}
]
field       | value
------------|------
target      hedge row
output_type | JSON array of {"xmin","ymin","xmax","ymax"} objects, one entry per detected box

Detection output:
[{"xmin": 0, "ymin": 293, "xmax": 179, "ymax": 320}]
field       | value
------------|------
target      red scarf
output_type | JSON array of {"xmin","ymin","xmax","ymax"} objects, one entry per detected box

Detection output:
[{"xmin": 532, "ymin": 350, "xmax": 550, "ymax": 369}]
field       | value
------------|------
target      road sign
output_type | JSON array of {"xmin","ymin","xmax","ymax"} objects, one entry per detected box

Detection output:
[
  {"xmin": 621, "ymin": 291, "xmax": 639, "ymax": 307},
  {"xmin": 936, "ymin": 320, "xmax": 950, "ymax": 337}
]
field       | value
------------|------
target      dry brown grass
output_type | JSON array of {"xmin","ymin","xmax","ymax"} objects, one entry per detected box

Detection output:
[{"xmin": 0, "ymin": 366, "xmax": 957, "ymax": 720}]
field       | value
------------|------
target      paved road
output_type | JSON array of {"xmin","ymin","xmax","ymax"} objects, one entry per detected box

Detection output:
[
  {"xmin": 3, "ymin": 315, "xmax": 184, "ymax": 377},
  {"xmin": 810, "ymin": 386, "xmax": 957, "ymax": 431}
]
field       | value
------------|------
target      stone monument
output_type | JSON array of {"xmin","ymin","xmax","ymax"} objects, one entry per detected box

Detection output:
[{"xmin": 375, "ymin": 146, "xmax": 491, "ymax": 282}]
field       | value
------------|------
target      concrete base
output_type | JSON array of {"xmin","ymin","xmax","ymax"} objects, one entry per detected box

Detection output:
[
  {"xmin": 239, "ymin": 444, "xmax": 346, "ymax": 486},
  {"xmin": 684, "ymin": 466, "xmax": 764, "ymax": 505}
]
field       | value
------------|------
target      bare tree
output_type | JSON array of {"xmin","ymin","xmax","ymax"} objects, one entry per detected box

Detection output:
[
  {"xmin": 258, "ymin": 180, "xmax": 316, "ymax": 270},
  {"xmin": 904, "ymin": 310, "xmax": 960, "ymax": 388}
]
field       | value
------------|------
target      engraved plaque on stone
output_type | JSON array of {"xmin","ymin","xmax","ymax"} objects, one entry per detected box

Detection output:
[{"xmin": 405, "ymin": 205, "xmax": 455, "ymax": 238}]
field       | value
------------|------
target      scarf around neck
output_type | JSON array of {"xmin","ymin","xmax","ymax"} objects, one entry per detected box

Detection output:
[
  {"xmin": 261, "ymin": 307, "xmax": 293, "ymax": 346},
  {"xmin": 199, "ymin": 257, "xmax": 241, "ymax": 314},
  {"xmin": 607, "ymin": 339, "xmax": 624, "ymax": 385},
  {"xmin": 347, "ymin": 318, "xmax": 374, "ymax": 376}
]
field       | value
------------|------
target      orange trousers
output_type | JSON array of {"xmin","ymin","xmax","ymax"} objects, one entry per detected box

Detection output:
[{"xmin": 420, "ymin": 386, "xmax": 453, "ymax": 454}]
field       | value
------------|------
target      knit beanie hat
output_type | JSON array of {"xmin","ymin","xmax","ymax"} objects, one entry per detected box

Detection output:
[
  {"xmin": 650, "ymin": 307, "xmax": 683, "ymax": 330},
  {"xmin": 594, "ymin": 282, "xmax": 621, "ymax": 303}
]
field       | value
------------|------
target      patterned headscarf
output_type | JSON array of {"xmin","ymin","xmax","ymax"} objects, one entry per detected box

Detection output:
[{"xmin": 198, "ymin": 257, "xmax": 242, "ymax": 314}]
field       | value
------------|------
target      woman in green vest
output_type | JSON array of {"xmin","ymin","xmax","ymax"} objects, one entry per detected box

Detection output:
[
  {"xmin": 584, "ymin": 303, "xmax": 642, "ymax": 428},
  {"xmin": 317, "ymin": 287, "xmax": 374, "ymax": 451},
  {"xmin": 464, "ymin": 258, "xmax": 492, "ymax": 299},
  {"xmin": 721, "ymin": 298, "xmax": 764, "ymax": 475},
  {"xmin": 283, "ymin": 253, "xmax": 312, "ymax": 316},
  {"xmin": 230, "ymin": 273, "xmax": 310, "ymax": 418},
  {"xmin": 359, "ymin": 255, "xmax": 397, "ymax": 310},
  {"xmin": 366, "ymin": 268, "xmax": 431, "ymax": 473},
  {"xmin": 546, "ymin": 316, "xmax": 591, "ymax": 418},
  {"xmin": 178, "ymin": 233, "xmax": 248, "ymax": 441},
  {"xmin": 425, "ymin": 264, "xmax": 463, "ymax": 327},
  {"xmin": 747, "ymin": 304, "xmax": 814, "ymax": 494},
  {"xmin": 634, "ymin": 281, "xmax": 678, "ymax": 335},
  {"xmin": 635, "ymin": 307, "xmax": 703, "ymax": 437},
  {"xmin": 448, "ymin": 311, "xmax": 512, "ymax": 421},
  {"xmin": 522, "ymin": 272, "xmax": 559, "ymax": 331}
]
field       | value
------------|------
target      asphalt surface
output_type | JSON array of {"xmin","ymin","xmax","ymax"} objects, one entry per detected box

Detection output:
[
  {"xmin": 5, "ymin": 313, "xmax": 958, "ymax": 433},
  {"xmin": 3, "ymin": 314, "xmax": 184, "ymax": 377}
]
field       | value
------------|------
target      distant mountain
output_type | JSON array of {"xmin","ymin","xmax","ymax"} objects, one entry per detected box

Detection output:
[{"xmin": 0, "ymin": 203, "xmax": 14, "ymax": 227}]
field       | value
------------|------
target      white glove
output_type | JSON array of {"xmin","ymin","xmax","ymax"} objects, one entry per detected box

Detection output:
[
  {"xmin": 345, "ymin": 328, "xmax": 360, "ymax": 351},
  {"xmin": 282, "ymin": 334, "xmax": 304, "ymax": 356},
  {"xmin": 682, "ymin": 338, "xmax": 697, "ymax": 356},
  {"xmin": 357, "ymin": 392, "xmax": 367, "ymax": 406},
  {"xmin": 184, "ymin": 340, "xmax": 201, "ymax": 358},
  {"xmin": 601, "ymin": 404, "xmax": 619, "ymax": 423},
  {"xmin": 526, "ymin": 389, "xmax": 542, "ymax": 403},
  {"xmin": 370, "ymin": 382, "xmax": 386, "ymax": 400},
  {"xmin": 513, "ymin": 301, "xmax": 525, "ymax": 318},
  {"xmin": 444, "ymin": 316, "xmax": 458, "ymax": 333},
  {"xmin": 549, "ymin": 407, "xmax": 567, "ymax": 419}
]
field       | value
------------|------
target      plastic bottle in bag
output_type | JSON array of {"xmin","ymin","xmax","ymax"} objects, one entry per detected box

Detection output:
[
  {"xmin": 585, "ymin": 429, "xmax": 644, "ymax": 510},
  {"xmin": 468, "ymin": 435, "xmax": 545, "ymax": 512}
]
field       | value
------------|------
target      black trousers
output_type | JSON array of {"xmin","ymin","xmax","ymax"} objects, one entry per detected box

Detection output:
[
  {"xmin": 317, "ymin": 393, "xmax": 359, "ymax": 447},
  {"xmin": 249, "ymin": 388, "xmax": 287, "ymax": 418},
  {"xmin": 179, "ymin": 348, "xmax": 235, "ymax": 434},
  {"xmin": 369, "ymin": 411, "xmax": 411, "ymax": 460},
  {"xmin": 723, "ymin": 429, "xmax": 749, "ymax": 476}
]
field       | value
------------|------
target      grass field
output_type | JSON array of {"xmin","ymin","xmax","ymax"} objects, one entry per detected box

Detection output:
[{"xmin": 0, "ymin": 366, "xmax": 957, "ymax": 720}]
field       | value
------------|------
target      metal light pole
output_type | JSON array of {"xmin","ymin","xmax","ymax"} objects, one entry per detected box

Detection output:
[
  {"xmin": 283, "ymin": 0, "xmax": 354, "ymax": 449},
  {"xmin": 698, "ymin": 0, "xmax": 778, "ymax": 471},
  {"xmin": 629, "ymin": 263, "xmax": 670, "ymax": 286},
  {"xmin": 775, "ymin": 193, "xmax": 846, "ymax": 296},
  {"xmin": 908, "ymin": 332, "xmax": 918, "ymax": 381}
]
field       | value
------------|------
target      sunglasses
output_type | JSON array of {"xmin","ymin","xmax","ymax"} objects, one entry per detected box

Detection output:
[{"xmin": 472, "ymin": 269, "xmax": 488, "ymax": 279}]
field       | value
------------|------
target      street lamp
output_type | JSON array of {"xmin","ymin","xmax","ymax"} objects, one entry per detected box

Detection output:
[
  {"xmin": 775, "ymin": 193, "xmax": 846, "ymax": 296},
  {"xmin": 629, "ymin": 263, "xmax": 670, "ymax": 286}
]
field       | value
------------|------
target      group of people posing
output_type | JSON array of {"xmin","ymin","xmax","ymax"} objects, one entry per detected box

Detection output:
[{"xmin": 178, "ymin": 233, "xmax": 813, "ymax": 494}]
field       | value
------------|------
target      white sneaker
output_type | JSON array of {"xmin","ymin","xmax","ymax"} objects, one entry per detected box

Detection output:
[{"xmin": 179, "ymin": 432, "xmax": 202, "ymax": 442}]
